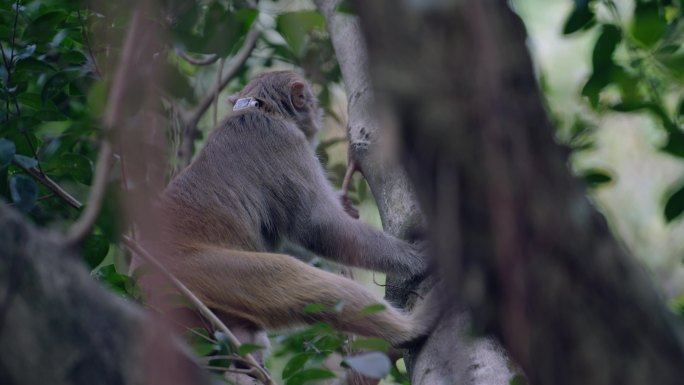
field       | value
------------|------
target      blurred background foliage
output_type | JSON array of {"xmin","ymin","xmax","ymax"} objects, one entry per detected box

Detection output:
[{"xmin": 1, "ymin": 0, "xmax": 684, "ymax": 383}]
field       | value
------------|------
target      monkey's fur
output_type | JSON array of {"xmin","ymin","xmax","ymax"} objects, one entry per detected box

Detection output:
[{"xmin": 159, "ymin": 71, "xmax": 435, "ymax": 354}]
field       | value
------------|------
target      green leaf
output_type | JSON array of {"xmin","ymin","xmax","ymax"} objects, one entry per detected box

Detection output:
[
  {"xmin": 343, "ymin": 352, "xmax": 391, "ymax": 379},
  {"xmin": 303, "ymin": 303, "xmax": 328, "ymax": 312},
  {"xmin": 581, "ymin": 169, "xmax": 613, "ymax": 188},
  {"xmin": 286, "ymin": 367, "xmax": 336, "ymax": 385},
  {"xmin": 661, "ymin": 130, "xmax": 684, "ymax": 158},
  {"xmin": 0, "ymin": 138, "xmax": 16, "ymax": 170},
  {"xmin": 82, "ymin": 233, "xmax": 110, "ymax": 269},
  {"xmin": 238, "ymin": 343, "xmax": 265, "ymax": 357},
  {"xmin": 664, "ymin": 181, "xmax": 684, "ymax": 222},
  {"xmin": 592, "ymin": 25, "xmax": 621, "ymax": 71},
  {"xmin": 184, "ymin": 328, "xmax": 216, "ymax": 357},
  {"xmin": 52, "ymin": 153, "xmax": 93, "ymax": 185},
  {"xmin": 631, "ymin": 0, "xmax": 666, "ymax": 48},
  {"xmin": 350, "ymin": 337, "xmax": 390, "ymax": 352},
  {"xmin": 94, "ymin": 264, "xmax": 134, "ymax": 298},
  {"xmin": 17, "ymin": 93, "xmax": 43, "ymax": 110},
  {"xmin": 14, "ymin": 154, "xmax": 38, "ymax": 169},
  {"xmin": 41, "ymin": 72, "xmax": 70, "ymax": 104},
  {"xmin": 9, "ymin": 174, "xmax": 38, "ymax": 212},
  {"xmin": 277, "ymin": 11, "xmax": 325, "ymax": 58},
  {"xmin": 562, "ymin": 3, "xmax": 595, "ymax": 35},
  {"xmin": 360, "ymin": 303, "xmax": 386, "ymax": 316},
  {"xmin": 282, "ymin": 353, "xmax": 310, "ymax": 379},
  {"xmin": 23, "ymin": 11, "xmax": 68, "ymax": 43}
]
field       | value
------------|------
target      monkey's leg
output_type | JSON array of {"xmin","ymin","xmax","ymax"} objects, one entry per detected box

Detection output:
[{"xmin": 169, "ymin": 248, "xmax": 430, "ymax": 346}]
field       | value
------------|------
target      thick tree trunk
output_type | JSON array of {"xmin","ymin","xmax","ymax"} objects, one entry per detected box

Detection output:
[
  {"xmin": 352, "ymin": 0, "xmax": 684, "ymax": 384},
  {"xmin": 314, "ymin": 1, "xmax": 515, "ymax": 384},
  {"xmin": 0, "ymin": 205, "xmax": 214, "ymax": 385}
]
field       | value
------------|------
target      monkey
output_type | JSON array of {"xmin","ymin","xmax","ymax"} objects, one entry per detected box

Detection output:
[{"xmin": 156, "ymin": 71, "xmax": 436, "ymax": 360}]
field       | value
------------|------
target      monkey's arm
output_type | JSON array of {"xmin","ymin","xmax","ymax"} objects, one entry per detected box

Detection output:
[{"xmin": 293, "ymin": 197, "xmax": 428, "ymax": 277}]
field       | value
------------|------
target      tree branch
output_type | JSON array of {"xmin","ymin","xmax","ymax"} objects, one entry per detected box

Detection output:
[
  {"xmin": 66, "ymin": 141, "xmax": 113, "ymax": 244},
  {"xmin": 179, "ymin": 25, "xmax": 261, "ymax": 168},
  {"xmin": 12, "ymin": 159, "xmax": 82, "ymax": 209},
  {"xmin": 176, "ymin": 50, "xmax": 220, "ymax": 66},
  {"xmin": 315, "ymin": 1, "xmax": 516, "ymax": 384}
]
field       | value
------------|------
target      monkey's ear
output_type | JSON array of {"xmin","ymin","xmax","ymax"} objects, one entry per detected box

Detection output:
[
  {"xmin": 291, "ymin": 81, "xmax": 307, "ymax": 109},
  {"xmin": 227, "ymin": 93, "xmax": 239, "ymax": 105}
]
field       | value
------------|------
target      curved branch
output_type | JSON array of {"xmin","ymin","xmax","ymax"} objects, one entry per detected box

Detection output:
[
  {"xmin": 176, "ymin": 50, "xmax": 220, "ymax": 66},
  {"xmin": 179, "ymin": 25, "xmax": 261, "ymax": 167},
  {"xmin": 66, "ymin": 141, "xmax": 113, "ymax": 244}
]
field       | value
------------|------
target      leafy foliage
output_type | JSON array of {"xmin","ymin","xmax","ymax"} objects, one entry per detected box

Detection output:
[{"xmin": 561, "ymin": 0, "xmax": 684, "ymax": 218}]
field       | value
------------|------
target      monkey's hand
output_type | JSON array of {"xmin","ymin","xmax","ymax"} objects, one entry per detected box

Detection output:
[
  {"xmin": 407, "ymin": 240, "xmax": 435, "ymax": 279},
  {"xmin": 338, "ymin": 192, "xmax": 360, "ymax": 219}
]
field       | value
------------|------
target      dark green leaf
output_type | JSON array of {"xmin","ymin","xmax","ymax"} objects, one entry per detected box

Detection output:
[
  {"xmin": 283, "ymin": 353, "xmax": 309, "ymax": 379},
  {"xmin": 9, "ymin": 174, "xmax": 38, "ymax": 212},
  {"xmin": 17, "ymin": 93, "xmax": 43, "ymax": 110},
  {"xmin": 286, "ymin": 368, "xmax": 336, "ymax": 385},
  {"xmin": 303, "ymin": 303, "xmax": 327, "ymax": 312},
  {"xmin": 14, "ymin": 57, "xmax": 56, "ymax": 74},
  {"xmin": 23, "ymin": 11, "xmax": 68, "ymax": 43},
  {"xmin": 82, "ymin": 233, "xmax": 110, "ymax": 269},
  {"xmin": 592, "ymin": 25, "xmax": 621, "ymax": 71},
  {"xmin": 41, "ymin": 72, "xmax": 70, "ymax": 103},
  {"xmin": 658, "ymin": 52, "xmax": 684, "ymax": 80},
  {"xmin": 343, "ymin": 352, "xmax": 391, "ymax": 379},
  {"xmin": 631, "ymin": 0, "xmax": 666, "ymax": 48},
  {"xmin": 581, "ymin": 169, "xmax": 613, "ymax": 188},
  {"xmin": 563, "ymin": 4, "xmax": 595, "ymax": 35},
  {"xmin": 662, "ymin": 131, "xmax": 684, "ymax": 158},
  {"xmin": 664, "ymin": 181, "xmax": 684, "ymax": 222},
  {"xmin": 0, "ymin": 138, "xmax": 16, "ymax": 169},
  {"xmin": 51, "ymin": 153, "xmax": 93, "ymax": 185}
]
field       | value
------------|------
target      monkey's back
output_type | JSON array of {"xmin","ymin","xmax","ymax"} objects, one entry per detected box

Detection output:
[{"xmin": 161, "ymin": 109, "xmax": 324, "ymax": 255}]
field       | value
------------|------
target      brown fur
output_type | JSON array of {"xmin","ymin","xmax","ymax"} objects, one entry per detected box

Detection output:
[{"xmin": 158, "ymin": 71, "xmax": 433, "ymax": 350}]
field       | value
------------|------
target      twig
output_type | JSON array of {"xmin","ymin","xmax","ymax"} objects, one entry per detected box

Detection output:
[
  {"xmin": 204, "ymin": 365, "xmax": 254, "ymax": 375},
  {"xmin": 179, "ymin": 24, "xmax": 261, "ymax": 167},
  {"xmin": 12, "ymin": 159, "xmax": 82, "ymax": 209},
  {"xmin": 66, "ymin": 141, "xmax": 113, "ymax": 244},
  {"xmin": 122, "ymin": 236, "xmax": 275, "ymax": 385},
  {"xmin": 213, "ymin": 57, "xmax": 225, "ymax": 127},
  {"xmin": 176, "ymin": 50, "xmax": 220, "ymax": 66},
  {"xmin": 77, "ymin": 8, "xmax": 101, "ymax": 78}
]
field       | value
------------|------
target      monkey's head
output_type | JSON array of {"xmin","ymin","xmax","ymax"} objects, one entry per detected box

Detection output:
[{"xmin": 229, "ymin": 71, "xmax": 322, "ymax": 144}]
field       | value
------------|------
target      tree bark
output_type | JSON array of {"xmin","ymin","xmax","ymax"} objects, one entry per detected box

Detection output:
[
  {"xmin": 314, "ymin": 1, "xmax": 515, "ymax": 384},
  {"xmin": 0, "ymin": 205, "xmax": 215, "ymax": 385},
  {"xmin": 352, "ymin": 0, "xmax": 684, "ymax": 384}
]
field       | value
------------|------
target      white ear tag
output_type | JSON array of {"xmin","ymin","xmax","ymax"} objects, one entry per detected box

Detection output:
[{"xmin": 233, "ymin": 97, "xmax": 260, "ymax": 111}]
